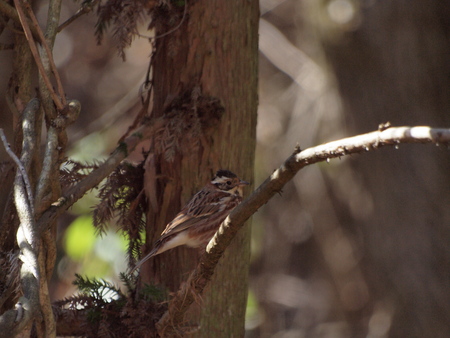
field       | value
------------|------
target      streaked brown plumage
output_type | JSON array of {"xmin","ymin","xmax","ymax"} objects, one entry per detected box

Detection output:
[{"xmin": 131, "ymin": 170, "xmax": 248, "ymax": 272}]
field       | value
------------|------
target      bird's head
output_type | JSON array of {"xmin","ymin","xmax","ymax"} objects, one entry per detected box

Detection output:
[{"xmin": 211, "ymin": 169, "xmax": 249, "ymax": 196}]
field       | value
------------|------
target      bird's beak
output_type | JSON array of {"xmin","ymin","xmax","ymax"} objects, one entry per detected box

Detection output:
[{"xmin": 239, "ymin": 180, "xmax": 250, "ymax": 186}]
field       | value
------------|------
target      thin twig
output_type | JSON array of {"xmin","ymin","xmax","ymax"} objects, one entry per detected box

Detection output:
[
  {"xmin": 57, "ymin": 0, "xmax": 99, "ymax": 32},
  {"xmin": 22, "ymin": 0, "xmax": 66, "ymax": 106},
  {"xmin": 156, "ymin": 125, "xmax": 450, "ymax": 335},
  {"xmin": 14, "ymin": 0, "xmax": 64, "ymax": 111}
]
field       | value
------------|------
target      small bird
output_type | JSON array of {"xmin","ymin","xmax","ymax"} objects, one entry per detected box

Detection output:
[{"xmin": 131, "ymin": 169, "xmax": 249, "ymax": 272}]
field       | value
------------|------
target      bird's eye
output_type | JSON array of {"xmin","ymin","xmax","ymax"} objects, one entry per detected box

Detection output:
[{"xmin": 226, "ymin": 180, "xmax": 232, "ymax": 185}]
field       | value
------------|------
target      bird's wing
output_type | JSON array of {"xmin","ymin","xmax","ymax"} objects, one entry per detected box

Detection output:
[
  {"xmin": 156, "ymin": 215, "xmax": 208, "ymax": 242},
  {"xmin": 158, "ymin": 190, "xmax": 229, "ymax": 240}
]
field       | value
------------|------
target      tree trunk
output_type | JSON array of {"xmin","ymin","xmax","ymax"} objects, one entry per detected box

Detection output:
[{"xmin": 141, "ymin": 1, "xmax": 259, "ymax": 336}]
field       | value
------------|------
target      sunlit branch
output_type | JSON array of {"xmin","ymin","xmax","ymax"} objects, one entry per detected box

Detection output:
[{"xmin": 156, "ymin": 125, "xmax": 450, "ymax": 335}]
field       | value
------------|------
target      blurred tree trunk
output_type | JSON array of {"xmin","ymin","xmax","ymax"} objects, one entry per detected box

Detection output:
[
  {"xmin": 140, "ymin": 0, "xmax": 259, "ymax": 336},
  {"xmin": 251, "ymin": 1, "xmax": 449, "ymax": 338},
  {"xmin": 317, "ymin": 1, "xmax": 450, "ymax": 337}
]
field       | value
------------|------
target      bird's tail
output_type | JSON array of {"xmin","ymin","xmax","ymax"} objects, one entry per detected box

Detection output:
[{"xmin": 129, "ymin": 245, "xmax": 160, "ymax": 274}]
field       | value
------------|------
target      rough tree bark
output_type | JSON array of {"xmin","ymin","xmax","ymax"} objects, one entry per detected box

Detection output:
[{"xmin": 140, "ymin": 1, "xmax": 259, "ymax": 336}]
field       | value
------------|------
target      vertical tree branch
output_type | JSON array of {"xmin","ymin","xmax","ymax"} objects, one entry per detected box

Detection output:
[
  {"xmin": 0, "ymin": 101, "xmax": 42, "ymax": 335},
  {"xmin": 22, "ymin": 0, "xmax": 66, "ymax": 105},
  {"xmin": 10, "ymin": 1, "xmax": 65, "ymax": 335},
  {"xmin": 38, "ymin": 0, "xmax": 64, "ymax": 118},
  {"xmin": 13, "ymin": 0, "xmax": 64, "ymax": 110}
]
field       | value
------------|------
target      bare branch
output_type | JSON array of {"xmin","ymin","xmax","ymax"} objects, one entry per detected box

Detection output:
[
  {"xmin": 22, "ymin": 0, "xmax": 66, "ymax": 106},
  {"xmin": 57, "ymin": 0, "xmax": 99, "ymax": 33},
  {"xmin": 13, "ymin": 0, "xmax": 64, "ymax": 111},
  {"xmin": 43, "ymin": 0, "xmax": 62, "ymax": 48},
  {"xmin": 156, "ymin": 125, "xmax": 450, "ymax": 335},
  {"xmin": 0, "ymin": 100, "xmax": 38, "ymax": 215},
  {"xmin": 34, "ymin": 100, "xmax": 81, "ymax": 217},
  {"xmin": 0, "ymin": 130, "xmax": 34, "ymax": 213}
]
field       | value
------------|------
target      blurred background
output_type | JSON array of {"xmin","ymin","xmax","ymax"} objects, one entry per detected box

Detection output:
[{"xmin": 1, "ymin": 0, "xmax": 449, "ymax": 337}]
